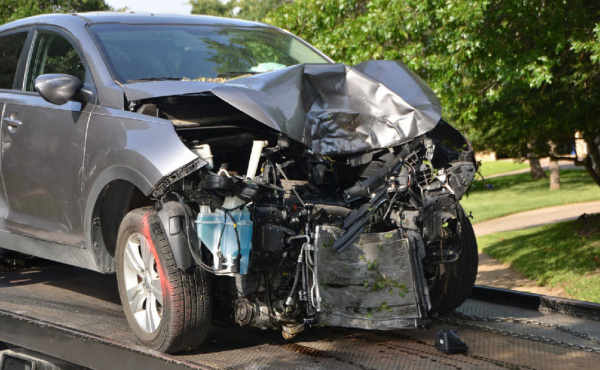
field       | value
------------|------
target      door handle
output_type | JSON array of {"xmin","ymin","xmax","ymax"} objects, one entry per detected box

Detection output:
[{"xmin": 2, "ymin": 117, "xmax": 22, "ymax": 132}]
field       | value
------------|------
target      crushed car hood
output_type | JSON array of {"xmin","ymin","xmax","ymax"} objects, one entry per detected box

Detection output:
[{"xmin": 123, "ymin": 61, "xmax": 442, "ymax": 155}]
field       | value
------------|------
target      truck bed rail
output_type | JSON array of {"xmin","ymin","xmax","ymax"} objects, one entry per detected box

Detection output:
[{"xmin": 1, "ymin": 263, "xmax": 600, "ymax": 369}]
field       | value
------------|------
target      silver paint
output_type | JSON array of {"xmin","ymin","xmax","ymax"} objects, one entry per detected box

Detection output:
[{"xmin": 0, "ymin": 12, "xmax": 442, "ymax": 273}]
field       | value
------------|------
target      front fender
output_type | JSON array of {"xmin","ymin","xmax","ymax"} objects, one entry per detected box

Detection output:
[
  {"xmin": 81, "ymin": 108, "xmax": 203, "ymax": 262},
  {"xmin": 83, "ymin": 107, "xmax": 200, "ymax": 193}
]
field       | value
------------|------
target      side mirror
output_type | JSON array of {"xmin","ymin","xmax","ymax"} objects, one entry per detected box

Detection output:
[{"xmin": 34, "ymin": 74, "xmax": 85, "ymax": 105}]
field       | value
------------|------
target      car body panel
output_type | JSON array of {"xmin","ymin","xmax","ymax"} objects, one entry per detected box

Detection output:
[
  {"xmin": 0, "ymin": 228, "xmax": 97, "ymax": 269},
  {"xmin": 0, "ymin": 14, "xmax": 206, "ymax": 270},
  {"xmin": 0, "ymin": 100, "xmax": 9, "ymax": 227},
  {"xmin": 81, "ymin": 106, "xmax": 201, "ymax": 200},
  {"xmin": 123, "ymin": 60, "xmax": 441, "ymax": 155},
  {"xmin": 1, "ymin": 92, "xmax": 91, "ymax": 247}
]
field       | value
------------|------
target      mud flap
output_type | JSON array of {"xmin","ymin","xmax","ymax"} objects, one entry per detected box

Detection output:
[{"xmin": 315, "ymin": 226, "xmax": 430, "ymax": 329}]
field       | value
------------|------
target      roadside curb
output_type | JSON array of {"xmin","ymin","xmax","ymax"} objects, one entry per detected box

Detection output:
[{"xmin": 470, "ymin": 285, "xmax": 600, "ymax": 321}]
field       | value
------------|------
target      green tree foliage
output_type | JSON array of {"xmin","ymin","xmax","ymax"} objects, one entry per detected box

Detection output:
[
  {"xmin": 190, "ymin": 0, "xmax": 236, "ymax": 18},
  {"xmin": 1, "ymin": 0, "xmax": 109, "ymax": 24},
  {"xmin": 190, "ymin": 0, "xmax": 290, "ymax": 21},
  {"xmin": 270, "ymin": 0, "xmax": 600, "ymax": 186},
  {"xmin": 236, "ymin": 0, "xmax": 291, "ymax": 21}
]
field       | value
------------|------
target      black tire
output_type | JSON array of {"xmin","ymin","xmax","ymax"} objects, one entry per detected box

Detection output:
[
  {"xmin": 116, "ymin": 207, "xmax": 211, "ymax": 353},
  {"xmin": 427, "ymin": 209, "xmax": 478, "ymax": 314}
]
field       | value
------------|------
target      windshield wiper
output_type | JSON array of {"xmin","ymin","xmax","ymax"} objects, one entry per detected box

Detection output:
[
  {"xmin": 216, "ymin": 72, "xmax": 259, "ymax": 78},
  {"xmin": 126, "ymin": 77, "xmax": 184, "ymax": 83}
]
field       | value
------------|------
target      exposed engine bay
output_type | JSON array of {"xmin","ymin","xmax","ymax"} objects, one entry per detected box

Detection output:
[
  {"xmin": 125, "ymin": 61, "xmax": 478, "ymax": 339},
  {"xmin": 140, "ymin": 102, "xmax": 476, "ymax": 338}
]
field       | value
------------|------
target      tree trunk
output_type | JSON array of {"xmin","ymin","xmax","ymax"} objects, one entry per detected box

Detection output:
[
  {"xmin": 549, "ymin": 157, "xmax": 561, "ymax": 190},
  {"xmin": 529, "ymin": 157, "xmax": 547, "ymax": 179}
]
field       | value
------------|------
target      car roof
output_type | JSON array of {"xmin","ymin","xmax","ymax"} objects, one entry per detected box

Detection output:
[
  {"xmin": 0, "ymin": 11, "xmax": 276, "ymax": 33},
  {"xmin": 78, "ymin": 11, "xmax": 274, "ymax": 27}
]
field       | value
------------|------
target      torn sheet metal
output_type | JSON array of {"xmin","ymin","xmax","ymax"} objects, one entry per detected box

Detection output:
[
  {"xmin": 314, "ymin": 226, "xmax": 429, "ymax": 330},
  {"xmin": 122, "ymin": 61, "xmax": 441, "ymax": 155}
]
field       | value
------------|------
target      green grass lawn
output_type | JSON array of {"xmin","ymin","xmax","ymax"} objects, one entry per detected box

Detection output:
[
  {"xmin": 477, "ymin": 215, "xmax": 600, "ymax": 303},
  {"xmin": 478, "ymin": 160, "xmax": 530, "ymax": 178},
  {"xmin": 461, "ymin": 170, "xmax": 600, "ymax": 223}
]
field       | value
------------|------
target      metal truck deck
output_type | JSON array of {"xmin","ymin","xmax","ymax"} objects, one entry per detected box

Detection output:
[{"xmin": 1, "ymin": 262, "xmax": 600, "ymax": 369}]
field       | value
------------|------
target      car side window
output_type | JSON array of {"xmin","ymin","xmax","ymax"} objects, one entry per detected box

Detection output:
[
  {"xmin": 0, "ymin": 32, "xmax": 28, "ymax": 89},
  {"xmin": 25, "ymin": 31, "xmax": 86, "ymax": 92}
]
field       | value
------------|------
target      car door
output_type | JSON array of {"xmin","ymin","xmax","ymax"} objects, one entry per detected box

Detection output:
[
  {"xmin": 0, "ymin": 29, "xmax": 30, "ymax": 232},
  {"xmin": 1, "ymin": 27, "xmax": 96, "ymax": 247}
]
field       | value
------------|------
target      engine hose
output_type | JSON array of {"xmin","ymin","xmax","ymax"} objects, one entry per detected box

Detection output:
[
  {"xmin": 286, "ymin": 245, "xmax": 305, "ymax": 306},
  {"xmin": 268, "ymin": 255, "xmax": 286, "ymax": 288},
  {"xmin": 221, "ymin": 208, "xmax": 243, "ymax": 273}
]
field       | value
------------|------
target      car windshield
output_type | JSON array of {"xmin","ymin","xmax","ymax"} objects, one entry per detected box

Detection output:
[{"xmin": 88, "ymin": 24, "xmax": 329, "ymax": 83}]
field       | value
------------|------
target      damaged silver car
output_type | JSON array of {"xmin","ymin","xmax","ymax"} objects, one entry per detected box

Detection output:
[{"xmin": 0, "ymin": 12, "xmax": 478, "ymax": 353}]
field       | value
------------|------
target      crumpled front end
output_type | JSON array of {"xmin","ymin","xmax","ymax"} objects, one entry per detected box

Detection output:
[
  {"xmin": 126, "ymin": 61, "xmax": 477, "ymax": 337},
  {"xmin": 123, "ymin": 60, "xmax": 441, "ymax": 155}
]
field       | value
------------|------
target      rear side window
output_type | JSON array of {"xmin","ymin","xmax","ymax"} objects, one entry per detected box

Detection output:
[{"xmin": 0, "ymin": 32, "xmax": 28, "ymax": 89}]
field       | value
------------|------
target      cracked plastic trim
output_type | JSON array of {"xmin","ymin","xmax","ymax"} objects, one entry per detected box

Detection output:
[{"xmin": 149, "ymin": 158, "xmax": 207, "ymax": 198}]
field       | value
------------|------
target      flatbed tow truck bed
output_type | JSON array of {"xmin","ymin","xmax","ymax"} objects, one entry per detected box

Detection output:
[{"xmin": 1, "ymin": 263, "xmax": 600, "ymax": 369}]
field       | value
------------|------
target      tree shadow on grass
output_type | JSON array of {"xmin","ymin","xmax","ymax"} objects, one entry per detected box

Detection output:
[{"xmin": 482, "ymin": 220, "xmax": 600, "ymax": 286}]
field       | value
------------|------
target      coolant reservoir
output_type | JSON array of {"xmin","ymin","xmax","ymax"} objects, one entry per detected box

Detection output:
[{"xmin": 196, "ymin": 207, "xmax": 252, "ymax": 275}]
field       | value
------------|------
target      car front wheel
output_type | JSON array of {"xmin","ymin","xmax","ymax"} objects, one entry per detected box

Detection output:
[
  {"xmin": 426, "ymin": 209, "xmax": 479, "ymax": 314},
  {"xmin": 116, "ymin": 207, "xmax": 211, "ymax": 353}
]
